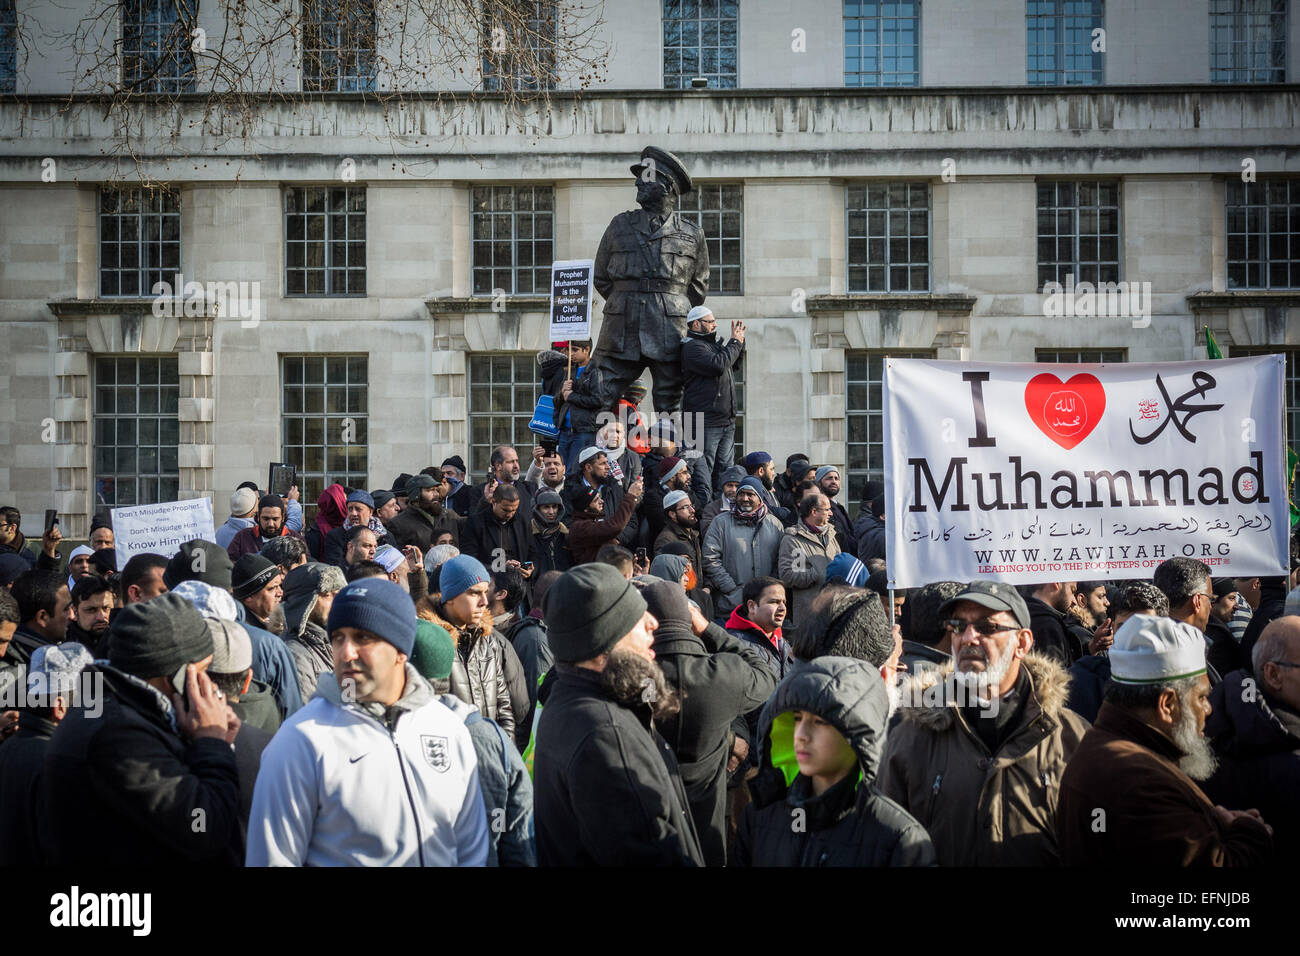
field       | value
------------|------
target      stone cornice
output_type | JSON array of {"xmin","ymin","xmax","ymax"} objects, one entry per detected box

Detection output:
[
  {"xmin": 806, "ymin": 294, "xmax": 977, "ymax": 314},
  {"xmin": 425, "ymin": 296, "xmax": 551, "ymax": 315},
  {"xmin": 1186, "ymin": 291, "xmax": 1300, "ymax": 311},
  {"xmin": 47, "ymin": 298, "xmax": 159, "ymax": 317}
]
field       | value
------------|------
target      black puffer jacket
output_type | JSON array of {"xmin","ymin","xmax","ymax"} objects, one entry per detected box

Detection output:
[
  {"xmin": 735, "ymin": 656, "xmax": 936, "ymax": 867},
  {"xmin": 1240, "ymin": 576, "xmax": 1288, "ymax": 665},
  {"xmin": 642, "ymin": 582, "xmax": 776, "ymax": 866},
  {"xmin": 1025, "ymin": 595, "xmax": 1076, "ymax": 667},
  {"xmin": 40, "ymin": 664, "xmax": 241, "ymax": 865},
  {"xmin": 1204, "ymin": 669, "xmax": 1300, "ymax": 860},
  {"xmin": 533, "ymin": 664, "xmax": 704, "ymax": 866},
  {"xmin": 681, "ymin": 327, "xmax": 744, "ymax": 427},
  {"xmin": 427, "ymin": 603, "xmax": 515, "ymax": 739}
]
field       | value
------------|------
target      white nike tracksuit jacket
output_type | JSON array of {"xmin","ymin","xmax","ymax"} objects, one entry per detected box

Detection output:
[{"xmin": 246, "ymin": 664, "xmax": 489, "ymax": 866}]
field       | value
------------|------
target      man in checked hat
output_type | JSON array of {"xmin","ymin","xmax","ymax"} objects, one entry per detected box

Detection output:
[{"xmin": 563, "ymin": 146, "xmax": 710, "ymax": 417}]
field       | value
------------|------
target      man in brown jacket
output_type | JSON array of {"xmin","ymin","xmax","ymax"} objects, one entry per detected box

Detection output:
[
  {"xmin": 567, "ymin": 475, "xmax": 643, "ymax": 565},
  {"xmin": 878, "ymin": 580, "xmax": 1089, "ymax": 866},
  {"xmin": 1057, "ymin": 614, "xmax": 1273, "ymax": 866},
  {"xmin": 776, "ymin": 493, "xmax": 840, "ymax": 632}
]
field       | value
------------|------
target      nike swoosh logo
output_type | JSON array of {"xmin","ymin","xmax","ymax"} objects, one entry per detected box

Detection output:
[{"xmin": 349, "ymin": 754, "xmax": 366, "ymax": 763}]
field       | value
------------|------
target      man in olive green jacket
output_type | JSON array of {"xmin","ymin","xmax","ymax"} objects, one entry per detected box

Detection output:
[{"xmin": 877, "ymin": 581, "xmax": 1089, "ymax": 866}]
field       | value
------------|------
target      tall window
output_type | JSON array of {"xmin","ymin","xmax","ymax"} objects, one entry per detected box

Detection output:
[
  {"xmin": 1036, "ymin": 348, "xmax": 1126, "ymax": 363},
  {"xmin": 99, "ymin": 187, "xmax": 182, "ymax": 298},
  {"xmin": 482, "ymin": 0, "xmax": 557, "ymax": 91},
  {"xmin": 663, "ymin": 0, "xmax": 737, "ymax": 90},
  {"xmin": 844, "ymin": 0, "xmax": 920, "ymax": 87},
  {"xmin": 1211, "ymin": 0, "xmax": 1287, "ymax": 83},
  {"xmin": 846, "ymin": 350, "xmax": 932, "ymax": 506},
  {"xmin": 282, "ymin": 355, "xmax": 369, "ymax": 515},
  {"xmin": 302, "ymin": 0, "xmax": 377, "ymax": 92},
  {"xmin": 122, "ymin": 0, "xmax": 198, "ymax": 93},
  {"xmin": 1026, "ymin": 0, "xmax": 1104, "ymax": 85},
  {"xmin": 677, "ymin": 183, "xmax": 743, "ymax": 294},
  {"xmin": 846, "ymin": 183, "xmax": 930, "ymax": 293},
  {"xmin": 471, "ymin": 185, "xmax": 553, "ymax": 295},
  {"xmin": 94, "ymin": 357, "xmax": 180, "ymax": 507},
  {"xmin": 468, "ymin": 354, "xmax": 540, "ymax": 475},
  {"xmin": 1036, "ymin": 181, "xmax": 1120, "ymax": 287},
  {"xmin": 284, "ymin": 186, "xmax": 366, "ymax": 296},
  {"xmin": 0, "ymin": 0, "xmax": 17, "ymax": 93},
  {"xmin": 1226, "ymin": 179, "xmax": 1300, "ymax": 289}
]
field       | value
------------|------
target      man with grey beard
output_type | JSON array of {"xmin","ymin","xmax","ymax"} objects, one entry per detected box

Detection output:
[
  {"xmin": 878, "ymin": 580, "xmax": 1088, "ymax": 865},
  {"xmin": 1057, "ymin": 614, "xmax": 1273, "ymax": 866},
  {"xmin": 532, "ymin": 563, "xmax": 704, "ymax": 865}
]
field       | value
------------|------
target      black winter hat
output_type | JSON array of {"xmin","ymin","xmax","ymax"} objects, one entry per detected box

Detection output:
[
  {"xmin": 258, "ymin": 493, "xmax": 285, "ymax": 514},
  {"xmin": 231, "ymin": 554, "xmax": 280, "ymax": 601},
  {"xmin": 441, "ymin": 456, "xmax": 466, "ymax": 474},
  {"xmin": 163, "ymin": 539, "xmax": 233, "ymax": 591},
  {"xmin": 543, "ymin": 564, "xmax": 647, "ymax": 663},
  {"xmin": 640, "ymin": 579, "xmax": 692, "ymax": 631},
  {"xmin": 108, "ymin": 592, "xmax": 214, "ymax": 680}
]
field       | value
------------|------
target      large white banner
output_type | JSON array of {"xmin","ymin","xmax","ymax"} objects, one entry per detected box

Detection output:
[
  {"xmin": 883, "ymin": 357, "xmax": 1288, "ymax": 588},
  {"xmin": 111, "ymin": 498, "xmax": 216, "ymax": 571}
]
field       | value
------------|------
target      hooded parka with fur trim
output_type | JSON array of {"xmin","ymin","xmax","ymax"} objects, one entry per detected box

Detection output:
[{"xmin": 876, "ymin": 652, "xmax": 1089, "ymax": 866}]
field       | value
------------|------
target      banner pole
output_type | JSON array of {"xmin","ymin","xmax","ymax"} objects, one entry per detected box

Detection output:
[{"xmin": 888, "ymin": 588, "xmax": 896, "ymax": 627}]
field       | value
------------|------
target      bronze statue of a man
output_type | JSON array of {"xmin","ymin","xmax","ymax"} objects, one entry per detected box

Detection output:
[{"xmin": 572, "ymin": 146, "xmax": 710, "ymax": 415}]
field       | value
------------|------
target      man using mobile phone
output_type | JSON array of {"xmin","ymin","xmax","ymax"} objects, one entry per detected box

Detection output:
[{"xmin": 41, "ymin": 593, "xmax": 242, "ymax": 865}]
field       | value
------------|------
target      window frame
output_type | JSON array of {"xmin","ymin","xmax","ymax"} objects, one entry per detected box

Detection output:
[
  {"xmin": 1035, "ymin": 179, "xmax": 1122, "ymax": 288},
  {"xmin": 676, "ymin": 181, "xmax": 744, "ymax": 295},
  {"xmin": 280, "ymin": 354, "xmax": 370, "ymax": 521},
  {"xmin": 467, "ymin": 353, "xmax": 543, "ymax": 475},
  {"xmin": 301, "ymin": 0, "xmax": 378, "ymax": 93},
  {"xmin": 1225, "ymin": 178, "xmax": 1300, "ymax": 290},
  {"xmin": 843, "ymin": 0, "xmax": 921, "ymax": 88},
  {"xmin": 1026, "ymin": 0, "xmax": 1105, "ymax": 86},
  {"xmin": 93, "ymin": 355, "xmax": 181, "ymax": 508},
  {"xmin": 662, "ymin": 0, "xmax": 738, "ymax": 90},
  {"xmin": 481, "ymin": 0, "xmax": 558, "ymax": 92},
  {"xmin": 120, "ymin": 0, "xmax": 199, "ymax": 94},
  {"xmin": 1210, "ymin": 0, "xmax": 1288, "ymax": 84},
  {"xmin": 846, "ymin": 181, "xmax": 932, "ymax": 294},
  {"xmin": 1035, "ymin": 348, "xmax": 1127, "ymax": 363},
  {"xmin": 98, "ymin": 186, "xmax": 183, "ymax": 299},
  {"xmin": 0, "ymin": 0, "xmax": 17, "ymax": 93},
  {"xmin": 845, "ymin": 348, "xmax": 934, "ymax": 503},
  {"xmin": 470, "ymin": 184, "xmax": 555, "ymax": 297},
  {"xmin": 283, "ymin": 185, "xmax": 368, "ymax": 298}
]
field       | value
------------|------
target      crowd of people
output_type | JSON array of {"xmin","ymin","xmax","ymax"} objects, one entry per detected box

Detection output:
[{"xmin": 0, "ymin": 312, "xmax": 1297, "ymax": 867}]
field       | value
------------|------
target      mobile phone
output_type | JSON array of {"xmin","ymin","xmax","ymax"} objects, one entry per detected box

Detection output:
[
  {"xmin": 540, "ymin": 439, "xmax": 558, "ymax": 455},
  {"xmin": 44, "ymin": 509, "xmax": 58, "ymax": 533},
  {"xmin": 634, "ymin": 547, "xmax": 648, "ymax": 563},
  {"xmin": 268, "ymin": 462, "xmax": 296, "ymax": 498},
  {"xmin": 171, "ymin": 663, "xmax": 191, "ymax": 700},
  {"xmin": 522, "ymin": 561, "xmax": 534, "ymax": 570}
]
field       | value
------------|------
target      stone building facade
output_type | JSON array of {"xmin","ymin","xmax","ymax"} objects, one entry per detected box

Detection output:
[{"xmin": 1, "ymin": 0, "xmax": 1299, "ymax": 534}]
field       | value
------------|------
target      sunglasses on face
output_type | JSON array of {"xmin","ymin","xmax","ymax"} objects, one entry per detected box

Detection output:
[{"xmin": 944, "ymin": 618, "xmax": 1021, "ymax": 637}]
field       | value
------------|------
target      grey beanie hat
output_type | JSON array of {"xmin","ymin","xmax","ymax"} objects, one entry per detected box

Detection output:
[
  {"xmin": 719, "ymin": 465, "xmax": 746, "ymax": 486},
  {"xmin": 543, "ymin": 564, "xmax": 648, "ymax": 663},
  {"xmin": 282, "ymin": 561, "xmax": 348, "ymax": 638},
  {"xmin": 108, "ymin": 593, "xmax": 214, "ymax": 680}
]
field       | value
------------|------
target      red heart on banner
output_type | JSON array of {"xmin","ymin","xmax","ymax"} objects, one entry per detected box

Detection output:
[{"xmin": 1024, "ymin": 373, "xmax": 1106, "ymax": 450}]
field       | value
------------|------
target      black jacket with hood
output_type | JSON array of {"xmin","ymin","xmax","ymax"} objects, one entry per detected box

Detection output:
[
  {"xmin": 1025, "ymin": 595, "xmax": 1077, "ymax": 667},
  {"xmin": 1204, "ymin": 669, "xmax": 1300, "ymax": 860},
  {"xmin": 641, "ymin": 581, "xmax": 776, "ymax": 866},
  {"xmin": 0, "ymin": 712, "xmax": 57, "ymax": 866},
  {"xmin": 533, "ymin": 664, "xmax": 704, "ymax": 866},
  {"xmin": 735, "ymin": 656, "xmax": 936, "ymax": 867},
  {"xmin": 680, "ymin": 327, "xmax": 744, "ymax": 427},
  {"xmin": 40, "ymin": 663, "xmax": 241, "ymax": 865},
  {"xmin": 1240, "ymin": 576, "xmax": 1288, "ymax": 664}
]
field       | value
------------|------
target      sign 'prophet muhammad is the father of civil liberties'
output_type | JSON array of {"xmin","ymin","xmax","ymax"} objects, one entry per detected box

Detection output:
[{"xmin": 882, "ymin": 356, "xmax": 1289, "ymax": 588}]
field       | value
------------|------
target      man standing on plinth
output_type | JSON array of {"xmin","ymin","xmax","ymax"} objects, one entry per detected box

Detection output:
[{"xmin": 565, "ymin": 146, "xmax": 710, "ymax": 420}]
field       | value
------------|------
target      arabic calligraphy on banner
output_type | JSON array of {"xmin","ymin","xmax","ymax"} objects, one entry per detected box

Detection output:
[{"xmin": 882, "ymin": 357, "xmax": 1289, "ymax": 588}]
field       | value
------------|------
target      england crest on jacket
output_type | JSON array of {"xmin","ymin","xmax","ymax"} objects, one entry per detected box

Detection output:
[{"xmin": 422, "ymin": 735, "xmax": 450, "ymax": 772}]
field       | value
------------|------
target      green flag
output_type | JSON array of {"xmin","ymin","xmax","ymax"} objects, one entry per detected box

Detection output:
[
  {"xmin": 1205, "ymin": 326, "xmax": 1223, "ymax": 360},
  {"xmin": 1206, "ymin": 327, "xmax": 1298, "ymax": 525}
]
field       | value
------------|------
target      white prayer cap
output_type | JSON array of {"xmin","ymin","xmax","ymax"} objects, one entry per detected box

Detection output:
[
  {"xmin": 686, "ymin": 305, "xmax": 714, "ymax": 324},
  {"xmin": 1109, "ymin": 614, "xmax": 1207, "ymax": 685}
]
